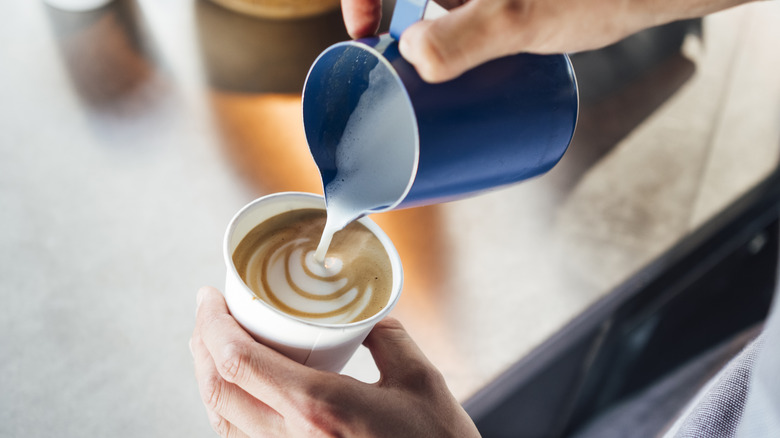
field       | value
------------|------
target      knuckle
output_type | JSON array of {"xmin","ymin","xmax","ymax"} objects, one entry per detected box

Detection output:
[
  {"xmin": 202, "ymin": 373, "xmax": 227, "ymax": 413},
  {"xmin": 225, "ymin": 425, "xmax": 243, "ymax": 438},
  {"xmin": 301, "ymin": 415, "xmax": 344, "ymax": 438},
  {"xmin": 295, "ymin": 379, "xmax": 351, "ymax": 437},
  {"xmin": 209, "ymin": 413, "xmax": 229, "ymax": 436},
  {"xmin": 496, "ymin": 0, "xmax": 533, "ymax": 26},
  {"xmin": 418, "ymin": 29, "xmax": 452, "ymax": 80},
  {"xmin": 218, "ymin": 340, "xmax": 251, "ymax": 383},
  {"xmin": 401, "ymin": 362, "xmax": 445, "ymax": 392},
  {"xmin": 421, "ymin": 30, "xmax": 447, "ymax": 65},
  {"xmin": 491, "ymin": 0, "xmax": 538, "ymax": 47}
]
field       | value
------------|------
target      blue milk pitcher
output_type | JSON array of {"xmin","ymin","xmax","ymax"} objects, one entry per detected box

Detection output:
[{"xmin": 302, "ymin": 0, "xmax": 578, "ymax": 214}]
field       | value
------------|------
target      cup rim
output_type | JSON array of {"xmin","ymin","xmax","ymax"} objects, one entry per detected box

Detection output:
[{"xmin": 223, "ymin": 191, "xmax": 404, "ymax": 329}]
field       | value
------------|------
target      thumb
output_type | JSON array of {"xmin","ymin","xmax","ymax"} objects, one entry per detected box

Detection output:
[
  {"xmin": 363, "ymin": 317, "xmax": 438, "ymax": 386},
  {"xmin": 398, "ymin": 0, "xmax": 517, "ymax": 83}
]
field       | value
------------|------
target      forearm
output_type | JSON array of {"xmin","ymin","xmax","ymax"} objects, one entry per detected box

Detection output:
[{"xmin": 631, "ymin": 0, "xmax": 761, "ymax": 29}]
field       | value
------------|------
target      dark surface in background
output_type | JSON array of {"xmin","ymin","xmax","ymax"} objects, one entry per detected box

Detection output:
[
  {"xmin": 195, "ymin": 0, "xmax": 348, "ymax": 94},
  {"xmin": 551, "ymin": 19, "xmax": 699, "ymax": 198},
  {"xmin": 570, "ymin": 19, "xmax": 701, "ymax": 105},
  {"xmin": 464, "ymin": 18, "xmax": 780, "ymax": 437},
  {"xmin": 195, "ymin": 0, "xmax": 397, "ymax": 94},
  {"xmin": 467, "ymin": 168, "xmax": 779, "ymax": 437}
]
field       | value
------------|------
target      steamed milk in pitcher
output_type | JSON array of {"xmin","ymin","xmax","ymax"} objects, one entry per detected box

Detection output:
[{"xmin": 314, "ymin": 59, "xmax": 416, "ymax": 263}]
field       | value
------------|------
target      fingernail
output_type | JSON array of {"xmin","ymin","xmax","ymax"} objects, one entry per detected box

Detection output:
[{"xmin": 188, "ymin": 337, "xmax": 194, "ymax": 356}]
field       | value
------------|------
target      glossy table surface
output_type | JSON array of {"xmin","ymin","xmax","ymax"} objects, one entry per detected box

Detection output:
[{"xmin": 2, "ymin": 1, "xmax": 779, "ymax": 436}]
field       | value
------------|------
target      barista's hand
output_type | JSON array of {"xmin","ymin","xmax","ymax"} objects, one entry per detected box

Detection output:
[
  {"xmin": 342, "ymin": 0, "xmax": 756, "ymax": 82},
  {"xmin": 191, "ymin": 286, "xmax": 480, "ymax": 438}
]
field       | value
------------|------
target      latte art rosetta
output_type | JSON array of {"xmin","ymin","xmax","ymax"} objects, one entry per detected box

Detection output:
[
  {"xmin": 246, "ymin": 238, "xmax": 374, "ymax": 323},
  {"xmin": 233, "ymin": 209, "xmax": 392, "ymax": 324}
]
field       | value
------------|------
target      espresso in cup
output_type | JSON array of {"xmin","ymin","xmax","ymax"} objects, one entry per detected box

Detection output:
[{"xmin": 232, "ymin": 208, "xmax": 392, "ymax": 324}]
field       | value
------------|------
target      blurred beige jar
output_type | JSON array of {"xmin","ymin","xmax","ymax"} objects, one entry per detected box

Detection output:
[{"xmin": 207, "ymin": 0, "xmax": 341, "ymax": 19}]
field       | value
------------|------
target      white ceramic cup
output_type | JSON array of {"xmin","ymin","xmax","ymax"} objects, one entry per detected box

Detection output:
[{"xmin": 223, "ymin": 192, "xmax": 403, "ymax": 372}]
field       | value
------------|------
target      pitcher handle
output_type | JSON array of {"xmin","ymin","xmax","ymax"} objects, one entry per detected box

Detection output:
[{"xmin": 389, "ymin": 0, "xmax": 430, "ymax": 39}]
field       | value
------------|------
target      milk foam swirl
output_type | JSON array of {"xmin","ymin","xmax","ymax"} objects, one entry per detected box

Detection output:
[{"xmin": 233, "ymin": 210, "xmax": 391, "ymax": 324}]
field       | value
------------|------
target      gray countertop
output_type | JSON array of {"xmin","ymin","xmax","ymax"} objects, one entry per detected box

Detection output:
[{"xmin": 2, "ymin": 1, "xmax": 779, "ymax": 436}]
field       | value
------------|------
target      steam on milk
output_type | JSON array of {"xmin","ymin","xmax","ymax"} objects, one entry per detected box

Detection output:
[{"xmin": 314, "ymin": 59, "xmax": 416, "ymax": 263}]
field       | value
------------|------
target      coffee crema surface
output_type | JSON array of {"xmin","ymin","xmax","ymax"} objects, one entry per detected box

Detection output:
[{"xmin": 233, "ymin": 209, "xmax": 392, "ymax": 324}]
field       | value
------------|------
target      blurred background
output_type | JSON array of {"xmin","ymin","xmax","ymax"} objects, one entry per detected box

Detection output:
[{"xmin": 1, "ymin": 0, "xmax": 779, "ymax": 436}]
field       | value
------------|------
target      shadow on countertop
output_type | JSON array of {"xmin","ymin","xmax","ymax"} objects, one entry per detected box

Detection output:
[{"xmin": 549, "ymin": 19, "xmax": 701, "ymax": 196}]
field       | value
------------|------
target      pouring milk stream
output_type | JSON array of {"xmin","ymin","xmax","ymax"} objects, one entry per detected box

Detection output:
[
  {"xmin": 312, "ymin": 58, "xmax": 415, "ymax": 264},
  {"xmin": 311, "ymin": 1, "xmax": 451, "ymax": 264}
]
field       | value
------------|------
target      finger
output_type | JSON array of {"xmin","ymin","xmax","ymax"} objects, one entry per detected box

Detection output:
[
  {"xmin": 363, "ymin": 317, "xmax": 442, "ymax": 389},
  {"xmin": 206, "ymin": 409, "xmax": 251, "ymax": 438},
  {"xmin": 195, "ymin": 286, "xmax": 312, "ymax": 414},
  {"xmin": 192, "ymin": 328, "xmax": 285, "ymax": 437},
  {"xmin": 399, "ymin": 0, "xmax": 526, "ymax": 82},
  {"xmin": 341, "ymin": 0, "xmax": 382, "ymax": 39}
]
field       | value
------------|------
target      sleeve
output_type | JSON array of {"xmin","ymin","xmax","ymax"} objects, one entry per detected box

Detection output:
[{"xmin": 663, "ymin": 240, "xmax": 780, "ymax": 438}]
